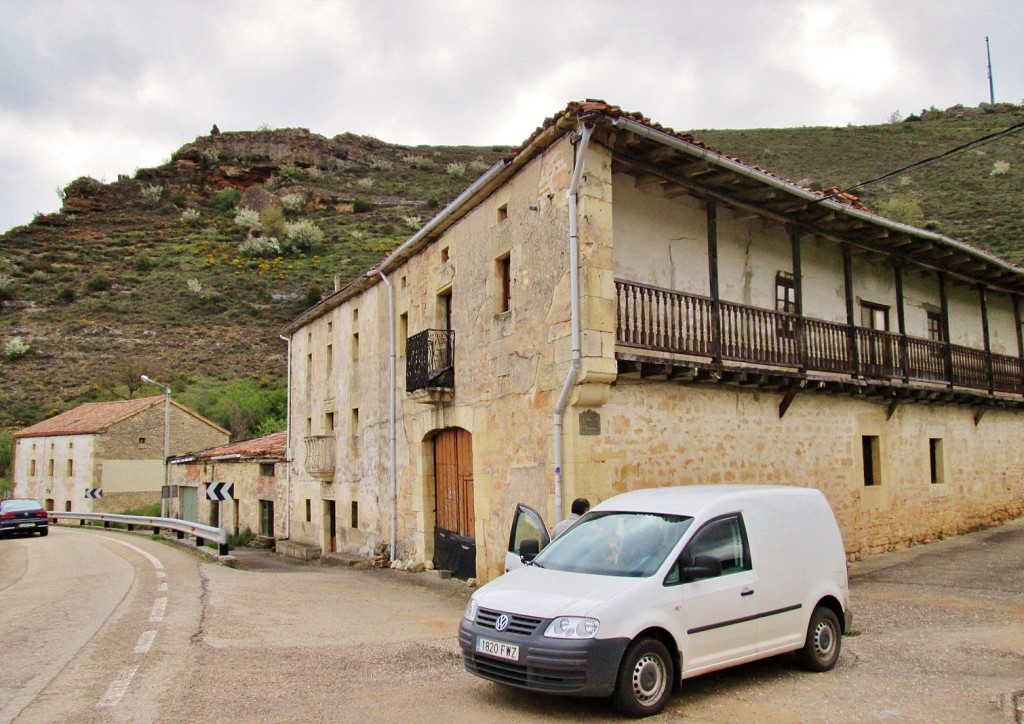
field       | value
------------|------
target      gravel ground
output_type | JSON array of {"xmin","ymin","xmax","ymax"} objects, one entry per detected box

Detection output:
[{"xmin": 156, "ymin": 518, "xmax": 1024, "ymax": 723}]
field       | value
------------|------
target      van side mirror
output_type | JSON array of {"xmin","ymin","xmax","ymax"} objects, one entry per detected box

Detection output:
[
  {"xmin": 520, "ymin": 538, "xmax": 540, "ymax": 563},
  {"xmin": 682, "ymin": 554, "xmax": 722, "ymax": 581}
]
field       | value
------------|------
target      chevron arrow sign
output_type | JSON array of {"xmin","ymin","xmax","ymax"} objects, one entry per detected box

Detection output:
[
  {"xmin": 85, "ymin": 488, "xmax": 103, "ymax": 499},
  {"xmin": 206, "ymin": 482, "xmax": 234, "ymax": 501}
]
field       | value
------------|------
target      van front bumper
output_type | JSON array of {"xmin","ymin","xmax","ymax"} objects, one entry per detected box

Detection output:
[{"xmin": 459, "ymin": 617, "xmax": 629, "ymax": 696}]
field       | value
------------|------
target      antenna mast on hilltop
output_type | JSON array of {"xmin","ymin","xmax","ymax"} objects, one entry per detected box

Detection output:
[{"xmin": 986, "ymin": 36, "xmax": 995, "ymax": 104}]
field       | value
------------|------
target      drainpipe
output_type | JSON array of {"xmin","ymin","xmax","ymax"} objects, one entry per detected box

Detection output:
[
  {"xmin": 553, "ymin": 123, "xmax": 594, "ymax": 525},
  {"xmin": 278, "ymin": 334, "xmax": 292, "ymax": 540},
  {"xmin": 379, "ymin": 272, "xmax": 397, "ymax": 564}
]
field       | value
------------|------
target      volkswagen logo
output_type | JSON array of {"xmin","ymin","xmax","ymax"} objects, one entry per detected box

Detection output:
[{"xmin": 495, "ymin": 614, "xmax": 510, "ymax": 631}]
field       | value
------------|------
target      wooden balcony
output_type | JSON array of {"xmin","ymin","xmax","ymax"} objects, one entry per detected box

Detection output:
[
  {"xmin": 302, "ymin": 435, "xmax": 335, "ymax": 482},
  {"xmin": 615, "ymin": 280, "xmax": 1024, "ymax": 403}
]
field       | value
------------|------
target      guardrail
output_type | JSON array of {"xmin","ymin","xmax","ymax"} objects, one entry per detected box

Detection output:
[{"xmin": 50, "ymin": 512, "xmax": 229, "ymax": 555}]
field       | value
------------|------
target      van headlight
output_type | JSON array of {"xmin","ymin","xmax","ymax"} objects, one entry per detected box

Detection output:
[
  {"xmin": 545, "ymin": 616, "xmax": 599, "ymax": 639},
  {"xmin": 464, "ymin": 598, "xmax": 479, "ymax": 622}
]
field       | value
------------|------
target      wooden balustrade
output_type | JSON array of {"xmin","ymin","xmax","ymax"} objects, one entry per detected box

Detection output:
[{"xmin": 615, "ymin": 279, "xmax": 1024, "ymax": 395}]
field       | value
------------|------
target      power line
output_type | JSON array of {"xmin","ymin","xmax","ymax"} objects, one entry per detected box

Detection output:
[{"xmin": 816, "ymin": 116, "xmax": 1024, "ymax": 204}]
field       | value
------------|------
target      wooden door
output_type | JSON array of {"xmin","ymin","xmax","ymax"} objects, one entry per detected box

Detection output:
[
  {"xmin": 433, "ymin": 428, "xmax": 475, "ymax": 579},
  {"xmin": 435, "ymin": 428, "xmax": 474, "ymax": 537}
]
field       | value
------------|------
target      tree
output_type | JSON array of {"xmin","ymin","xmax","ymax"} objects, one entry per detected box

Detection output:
[{"xmin": 97, "ymin": 358, "xmax": 164, "ymax": 400}]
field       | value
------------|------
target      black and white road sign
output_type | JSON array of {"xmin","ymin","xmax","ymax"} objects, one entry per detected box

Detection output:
[
  {"xmin": 85, "ymin": 488, "xmax": 102, "ymax": 499},
  {"xmin": 206, "ymin": 482, "xmax": 234, "ymax": 501}
]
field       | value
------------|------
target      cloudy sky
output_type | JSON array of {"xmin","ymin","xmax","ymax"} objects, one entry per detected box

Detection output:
[{"xmin": 1, "ymin": 0, "xmax": 1022, "ymax": 233}]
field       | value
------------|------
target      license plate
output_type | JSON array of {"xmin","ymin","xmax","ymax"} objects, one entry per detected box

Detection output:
[
  {"xmin": 17, "ymin": 523, "xmax": 35, "ymax": 528},
  {"xmin": 476, "ymin": 636, "xmax": 520, "ymax": 662}
]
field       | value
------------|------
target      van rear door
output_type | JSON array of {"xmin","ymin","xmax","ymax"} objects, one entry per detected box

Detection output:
[{"xmin": 505, "ymin": 503, "xmax": 550, "ymax": 573}]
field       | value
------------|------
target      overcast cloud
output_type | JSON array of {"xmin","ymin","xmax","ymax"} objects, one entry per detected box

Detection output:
[{"xmin": 1, "ymin": 0, "xmax": 1022, "ymax": 232}]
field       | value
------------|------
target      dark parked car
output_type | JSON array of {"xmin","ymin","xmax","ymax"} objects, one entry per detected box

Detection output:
[{"xmin": 0, "ymin": 498, "xmax": 49, "ymax": 538}]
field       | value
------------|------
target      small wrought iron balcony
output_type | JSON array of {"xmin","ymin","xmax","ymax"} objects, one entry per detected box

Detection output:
[
  {"xmin": 303, "ymin": 435, "xmax": 335, "ymax": 482},
  {"xmin": 407, "ymin": 329, "xmax": 455, "ymax": 394}
]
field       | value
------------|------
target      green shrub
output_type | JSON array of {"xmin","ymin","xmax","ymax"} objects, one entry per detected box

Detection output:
[
  {"xmin": 213, "ymin": 188, "xmax": 242, "ymax": 212},
  {"xmin": 280, "ymin": 165, "xmax": 305, "ymax": 182},
  {"xmin": 57, "ymin": 286, "xmax": 77, "ymax": 303},
  {"xmin": 260, "ymin": 207, "xmax": 286, "ymax": 239},
  {"xmin": 181, "ymin": 208, "xmax": 201, "ymax": 225},
  {"xmin": 133, "ymin": 254, "xmax": 154, "ymax": 272},
  {"xmin": 141, "ymin": 184, "xmax": 163, "ymax": 207},
  {"xmin": 0, "ymin": 274, "xmax": 14, "ymax": 302},
  {"xmin": 6, "ymin": 337, "xmax": 30, "ymax": 360},
  {"xmin": 233, "ymin": 207, "xmax": 261, "ymax": 231},
  {"xmin": 86, "ymin": 273, "xmax": 112, "ymax": 292},
  {"xmin": 280, "ymin": 219, "xmax": 324, "ymax": 254},
  {"xmin": 238, "ymin": 236, "xmax": 282, "ymax": 258},
  {"xmin": 353, "ymin": 198, "xmax": 373, "ymax": 213},
  {"xmin": 228, "ymin": 527, "xmax": 254, "ymax": 547},
  {"xmin": 304, "ymin": 285, "xmax": 322, "ymax": 307}
]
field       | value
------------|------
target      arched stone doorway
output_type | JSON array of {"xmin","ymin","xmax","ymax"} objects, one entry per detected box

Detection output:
[{"xmin": 431, "ymin": 427, "xmax": 475, "ymax": 579}]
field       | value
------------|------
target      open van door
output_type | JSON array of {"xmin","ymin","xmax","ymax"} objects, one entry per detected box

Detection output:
[{"xmin": 505, "ymin": 503, "xmax": 550, "ymax": 573}]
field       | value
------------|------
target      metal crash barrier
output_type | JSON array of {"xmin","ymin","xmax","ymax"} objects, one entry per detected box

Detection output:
[{"xmin": 50, "ymin": 512, "xmax": 229, "ymax": 555}]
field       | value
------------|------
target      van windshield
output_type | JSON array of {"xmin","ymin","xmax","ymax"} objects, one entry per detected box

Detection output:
[{"xmin": 533, "ymin": 512, "xmax": 693, "ymax": 577}]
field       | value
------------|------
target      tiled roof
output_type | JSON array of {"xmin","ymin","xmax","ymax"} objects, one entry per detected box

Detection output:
[
  {"xmin": 14, "ymin": 397, "xmax": 164, "ymax": 438},
  {"xmin": 172, "ymin": 431, "xmax": 287, "ymax": 462},
  {"xmin": 14, "ymin": 396, "xmax": 230, "ymax": 439}
]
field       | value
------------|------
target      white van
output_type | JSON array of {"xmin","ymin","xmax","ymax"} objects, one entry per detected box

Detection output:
[{"xmin": 459, "ymin": 485, "xmax": 852, "ymax": 717}]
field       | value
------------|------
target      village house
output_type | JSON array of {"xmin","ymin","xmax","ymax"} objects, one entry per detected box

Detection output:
[
  {"xmin": 168, "ymin": 431, "xmax": 287, "ymax": 541},
  {"xmin": 280, "ymin": 101, "xmax": 1024, "ymax": 582},
  {"xmin": 12, "ymin": 396, "xmax": 228, "ymax": 513}
]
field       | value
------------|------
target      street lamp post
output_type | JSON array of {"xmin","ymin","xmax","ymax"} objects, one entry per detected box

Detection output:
[{"xmin": 141, "ymin": 375, "xmax": 171, "ymax": 518}]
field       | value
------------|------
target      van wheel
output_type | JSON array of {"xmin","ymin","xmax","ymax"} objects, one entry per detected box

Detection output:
[
  {"xmin": 795, "ymin": 606, "xmax": 841, "ymax": 672},
  {"xmin": 611, "ymin": 637, "xmax": 674, "ymax": 718}
]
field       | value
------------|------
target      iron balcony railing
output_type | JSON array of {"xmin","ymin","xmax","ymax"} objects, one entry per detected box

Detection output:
[
  {"xmin": 615, "ymin": 279, "xmax": 1024, "ymax": 395},
  {"xmin": 303, "ymin": 435, "xmax": 335, "ymax": 481},
  {"xmin": 407, "ymin": 329, "xmax": 455, "ymax": 393}
]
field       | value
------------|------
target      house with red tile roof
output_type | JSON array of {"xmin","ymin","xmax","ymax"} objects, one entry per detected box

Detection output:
[
  {"xmin": 281, "ymin": 100, "xmax": 1024, "ymax": 581},
  {"xmin": 12, "ymin": 396, "xmax": 229, "ymax": 513},
  {"xmin": 167, "ymin": 431, "xmax": 287, "ymax": 540}
]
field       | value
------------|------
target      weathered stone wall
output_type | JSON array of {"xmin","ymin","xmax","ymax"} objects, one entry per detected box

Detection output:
[{"xmin": 169, "ymin": 460, "xmax": 285, "ymax": 538}]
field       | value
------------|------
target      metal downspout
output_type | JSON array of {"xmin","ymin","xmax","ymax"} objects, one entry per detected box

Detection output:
[
  {"xmin": 278, "ymin": 334, "xmax": 292, "ymax": 540},
  {"xmin": 553, "ymin": 123, "xmax": 593, "ymax": 525},
  {"xmin": 379, "ymin": 272, "xmax": 397, "ymax": 564}
]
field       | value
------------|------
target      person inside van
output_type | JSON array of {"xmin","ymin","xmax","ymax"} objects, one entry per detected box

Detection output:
[{"xmin": 552, "ymin": 497, "xmax": 590, "ymax": 538}]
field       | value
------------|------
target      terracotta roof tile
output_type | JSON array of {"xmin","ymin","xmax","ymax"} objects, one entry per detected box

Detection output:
[
  {"xmin": 174, "ymin": 431, "xmax": 287, "ymax": 462},
  {"xmin": 14, "ymin": 397, "xmax": 164, "ymax": 438}
]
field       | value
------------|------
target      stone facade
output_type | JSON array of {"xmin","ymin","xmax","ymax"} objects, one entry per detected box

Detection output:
[{"xmin": 282, "ymin": 102, "xmax": 1024, "ymax": 582}]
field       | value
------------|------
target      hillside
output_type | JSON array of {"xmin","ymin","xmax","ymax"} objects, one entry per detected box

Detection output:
[{"xmin": 1, "ymin": 103, "xmax": 1023, "ymax": 431}]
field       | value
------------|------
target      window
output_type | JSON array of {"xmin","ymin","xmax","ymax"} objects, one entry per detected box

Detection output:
[
  {"xmin": 929, "ymin": 438, "xmax": 944, "ymax": 485},
  {"xmin": 306, "ymin": 352, "xmax": 313, "ymax": 383},
  {"xmin": 862, "ymin": 435, "xmax": 881, "ymax": 486},
  {"xmin": 139, "ymin": 437, "xmax": 147, "ymax": 445},
  {"xmin": 351, "ymin": 501, "xmax": 359, "ymax": 529},
  {"xmin": 497, "ymin": 203, "xmax": 508, "ymax": 222},
  {"xmin": 305, "ymin": 499, "xmax": 312, "ymax": 522},
  {"xmin": 927, "ymin": 311, "xmax": 944, "ymax": 342},
  {"xmin": 496, "ymin": 253, "xmax": 511, "ymax": 314},
  {"xmin": 325, "ymin": 411, "xmax": 336, "ymax": 432},
  {"xmin": 326, "ymin": 344, "xmax": 333, "ymax": 374},
  {"xmin": 29, "ymin": 459, "xmax": 36, "ymax": 476},
  {"xmin": 327, "ymin": 320, "xmax": 332, "ymax": 334},
  {"xmin": 400, "ymin": 275, "xmax": 407, "ymax": 289},
  {"xmin": 350, "ymin": 408, "xmax": 360, "ymax": 437},
  {"xmin": 398, "ymin": 312, "xmax": 408, "ymax": 356},
  {"xmin": 352, "ymin": 332, "xmax": 359, "ymax": 360},
  {"xmin": 438, "ymin": 290, "xmax": 452, "ymax": 331},
  {"xmin": 775, "ymin": 271, "xmax": 796, "ymax": 338},
  {"xmin": 260, "ymin": 462, "xmax": 275, "ymax": 477},
  {"xmin": 305, "ymin": 417, "xmax": 312, "ymax": 436},
  {"xmin": 47, "ymin": 459, "xmax": 54, "ymax": 476},
  {"xmin": 66, "ymin": 459, "xmax": 73, "ymax": 476},
  {"xmin": 440, "ymin": 246, "xmax": 450, "ymax": 263},
  {"xmin": 352, "ymin": 307, "xmax": 359, "ymax": 323},
  {"xmin": 683, "ymin": 515, "xmax": 751, "ymax": 575},
  {"xmin": 860, "ymin": 301, "xmax": 889, "ymax": 331},
  {"xmin": 65, "ymin": 501, "xmax": 71, "ymax": 512}
]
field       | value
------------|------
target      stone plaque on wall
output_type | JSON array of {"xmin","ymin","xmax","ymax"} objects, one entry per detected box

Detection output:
[{"xmin": 579, "ymin": 410, "xmax": 601, "ymax": 436}]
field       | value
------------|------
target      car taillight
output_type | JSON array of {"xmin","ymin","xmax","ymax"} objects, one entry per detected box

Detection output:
[{"xmin": 0, "ymin": 512, "xmax": 16, "ymax": 520}]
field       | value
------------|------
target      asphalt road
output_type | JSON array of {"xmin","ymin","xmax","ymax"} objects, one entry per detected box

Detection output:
[{"xmin": 2, "ymin": 517, "xmax": 1022, "ymax": 722}]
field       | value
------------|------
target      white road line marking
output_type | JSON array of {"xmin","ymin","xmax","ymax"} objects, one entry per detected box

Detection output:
[
  {"xmin": 134, "ymin": 630, "xmax": 158, "ymax": 654},
  {"xmin": 149, "ymin": 597, "xmax": 168, "ymax": 622},
  {"xmin": 98, "ymin": 665, "xmax": 138, "ymax": 707}
]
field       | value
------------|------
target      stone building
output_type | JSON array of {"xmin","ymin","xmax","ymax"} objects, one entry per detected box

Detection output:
[
  {"xmin": 280, "ymin": 101, "xmax": 1024, "ymax": 582},
  {"xmin": 168, "ymin": 431, "xmax": 287, "ymax": 540},
  {"xmin": 12, "ymin": 396, "xmax": 229, "ymax": 513}
]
